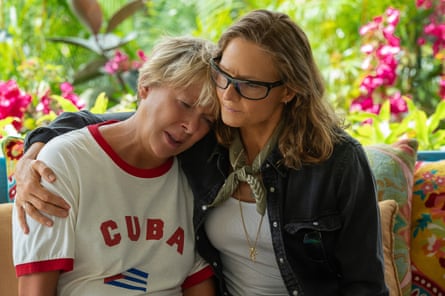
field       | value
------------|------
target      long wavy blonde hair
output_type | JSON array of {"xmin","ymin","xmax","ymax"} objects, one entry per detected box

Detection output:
[{"xmin": 215, "ymin": 10, "xmax": 345, "ymax": 169}]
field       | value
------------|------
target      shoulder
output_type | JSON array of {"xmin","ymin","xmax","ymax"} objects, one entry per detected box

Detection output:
[
  {"xmin": 39, "ymin": 128, "xmax": 91, "ymax": 161},
  {"xmin": 333, "ymin": 131, "xmax": 366, "ymax": 158}
]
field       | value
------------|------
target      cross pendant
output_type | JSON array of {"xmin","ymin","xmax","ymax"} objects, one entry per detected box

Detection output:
[{"xmin": 249, "ymin": 247, "xmax": 257, "ymax": 262}]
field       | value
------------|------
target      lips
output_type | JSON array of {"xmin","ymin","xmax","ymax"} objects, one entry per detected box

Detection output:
[
  {"xmin": 164, "ymin": 131, "xmax": 183, "ymax": 148},
  {"xmin": 222, "ymin": 104, "xmax": 239, "ymax": 113}
]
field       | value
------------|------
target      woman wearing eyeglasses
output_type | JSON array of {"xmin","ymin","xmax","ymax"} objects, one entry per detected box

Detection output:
[{"xmin": 14, "ymin": 9, "xmax": 388, "ymax": 296}]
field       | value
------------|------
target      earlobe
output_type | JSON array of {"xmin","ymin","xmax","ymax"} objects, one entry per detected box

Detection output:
[
  {"xmin": 282, "ymin": 87, "xmax": 297, "ymax": 104},
  {"xmin": 138, "ymin": 85, "xmax": 149, "ymax": 99}
]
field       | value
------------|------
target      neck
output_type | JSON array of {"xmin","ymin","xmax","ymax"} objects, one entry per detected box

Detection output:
[
  {"xmin": 100, "ymin": 120, "xmax": 166, "ymax": 169},
  {"xmin": 239, "ymin": 124, "xmax": 279, "ymax": 164}
]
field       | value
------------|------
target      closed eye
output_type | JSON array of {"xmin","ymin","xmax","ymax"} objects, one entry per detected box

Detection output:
[
  {"xmin": 202, "ymin": 116, "xmax": 215, "ymax": 127},
  {"xmin": 180, "ymin": 100, "xmax": 192, "ymax": 108}
]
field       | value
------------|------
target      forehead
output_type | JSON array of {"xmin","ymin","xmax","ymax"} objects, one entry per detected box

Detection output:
[
  {"xmin": 180, "ymin": 83, "xmax": 217, "ymax": 116},
  {"xmin": 220, "ymin": 37, "xmax": 279, "ymax": 80}
]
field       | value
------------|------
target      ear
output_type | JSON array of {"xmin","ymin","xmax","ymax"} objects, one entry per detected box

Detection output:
[
  {"xmin": 138, "ymin": 85, "xmax": 149, "ymax": 100},
  {"xmin": 281, "ymin": 87, "xmax": 297, "ymax": 104}
]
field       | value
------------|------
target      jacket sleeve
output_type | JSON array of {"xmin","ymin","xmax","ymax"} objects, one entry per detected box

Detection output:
[
  {"xmin": 24, "ymin": 110, "xmax": 134, "ymax": 150},
  {"xmin": 335, "ymin": 140, "xmax": 389, "ymax": 296}
]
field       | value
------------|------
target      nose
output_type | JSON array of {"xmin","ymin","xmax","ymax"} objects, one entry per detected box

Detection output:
[
  {"xmin": 181, "ymin": 113, "xmax": 201, "ymax": 134},
  {"xmin": 220, "ymin": 82, "xmax": 240, "ymax": 101}
]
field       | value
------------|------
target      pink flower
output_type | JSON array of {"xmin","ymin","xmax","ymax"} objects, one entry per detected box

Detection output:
[
  {"xmin": 131, "ymin": 50, "xmax": 148, "ymax": 70},
  {"xmin": 36, "ymin": 90, "xmax": 52, "ymax": 114},
  {"xmin": 60, "ymin": 82, "xmax": 85, "ymax": 110},
  {"xmin": 389, "ymin": 92, "xmax": 408, "ymax": 114},
  {"xmin": 440, "ymin": 76, "xmax": 445, "ymax": 99},
  {"xmin": 386, "ymin": 7, "xmax": 400, "ymax": 26},
  {"xmin": 359, "ymin": 17, "xmax": 382, "ymax": 35},
  {"xmin": 360, "ymin": 75, "xmax": 384, "ymax": 94},
  {"xmin": 104, "ymin": 50, "xmax": 148, "ymax": 74},
  {"xmin": 417, "ymin": 37, "xmax": 426, "ymax": 45},
  {"xmin": 104, "ymin": 50, "xmax": 129, "ymax": 74},
  {"xmin": 350, "ymin": 96, "xmax": 381, "ymax": 115},
  {"xmin": 0, "ymin": 80, "xmax": 32, "ymax": 130},
  {"xmin": 360, "ymin": 44, "xmax": 374, "ymax": 54},
  {"xmin": 416, "ymin": 0, "xmax": 433, "ymax": 9}
]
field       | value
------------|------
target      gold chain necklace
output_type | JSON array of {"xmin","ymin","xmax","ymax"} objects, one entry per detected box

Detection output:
[{"xmin": 238, "ymin": 196, "xmax": 264, "ymax": 262}]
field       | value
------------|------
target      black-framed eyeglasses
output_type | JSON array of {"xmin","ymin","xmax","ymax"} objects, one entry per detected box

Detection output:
[{"xmin": 210, "ymin": 58, "xmax": 284, "ymax": 100}]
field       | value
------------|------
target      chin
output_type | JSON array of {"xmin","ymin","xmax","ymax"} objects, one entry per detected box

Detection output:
[{"xmin": 221, "ymin": 115, "xmax": 242, "ymax": 128}]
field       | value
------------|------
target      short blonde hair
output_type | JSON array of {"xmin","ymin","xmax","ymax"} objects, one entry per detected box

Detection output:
[{"xmin": 138, "ymin": 36, "xmax": 219, "ymax": 118}]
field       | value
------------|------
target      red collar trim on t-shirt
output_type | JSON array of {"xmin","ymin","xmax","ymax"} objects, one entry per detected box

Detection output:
[{"xmin": 88, "ymin": 121, "xmax": 174, "ymax": 178}]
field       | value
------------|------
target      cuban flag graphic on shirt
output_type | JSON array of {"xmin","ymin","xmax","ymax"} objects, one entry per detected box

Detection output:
[{"xmin": 104, "ymin": 268, "xmax": 149, "ymax": 292}]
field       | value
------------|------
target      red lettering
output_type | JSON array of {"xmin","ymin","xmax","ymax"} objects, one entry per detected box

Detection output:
[
  {"xmin": 125, "ymin": 216, "xmax": 141, "ymax": 241},
  {"xmin": 166, "ymin": 227, "xmax": 184, "ymax": 254},
  {"xmin": 146, "ymin": 219, "xmax": 164, "ymax": 240},
  {"xmin": 101, "ymin": 220, "xmax": 121, "ymax": 246}
]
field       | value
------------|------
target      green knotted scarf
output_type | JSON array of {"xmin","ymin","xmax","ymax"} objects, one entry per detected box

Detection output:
[{"xmin": 209, "ymin": 121, "xmax": 283, "ymax": 216}]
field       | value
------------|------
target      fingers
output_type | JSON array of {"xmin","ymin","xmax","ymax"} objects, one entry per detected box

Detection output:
[
  {"xmin": 13, "ymin": 142, "xmax": 70, "ymax": 233},
  {"xmin": 21, "ymin": 199, "xmax": 55, "ymax": 227},
  {"xmin": 32, "ymin": 160, "xmax": 56, "ymax": 183},
  {"xmin": 20, "ymin": 179, "xmax": 71, "ymax": 212},
  {"xmin": 16, "ymin": 158, "xmax": 70, "ymax": 212},
  {"xmin": 15, "ymin": 202, "xmax": 30, "ymax": 234}
]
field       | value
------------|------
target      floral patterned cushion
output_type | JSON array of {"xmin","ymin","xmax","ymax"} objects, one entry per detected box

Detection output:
[
  {"xmin": 364, "ymin": 138, "xmax": 418, "ymax": 296},
  {"xmin": 411, "ymin": 160, "xmax": 445, "ymax": 296},
  {"xmin": 0, "ymin": 136, "xmax": 24, "ymax": 202}
]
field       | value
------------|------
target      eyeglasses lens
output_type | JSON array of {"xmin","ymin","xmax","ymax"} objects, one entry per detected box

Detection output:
[{"xmin": 211, "ymin": 66, "xmax": 269, "ymax": 100}]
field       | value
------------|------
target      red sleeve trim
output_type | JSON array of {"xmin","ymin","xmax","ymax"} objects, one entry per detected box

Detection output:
[
  {"xmin": 16, "ymin": 258, "xmax": 74, "ymax": 276},
  {"xmin": 181, "ymin": 265, "xmax": 214, "ymax": 289}
]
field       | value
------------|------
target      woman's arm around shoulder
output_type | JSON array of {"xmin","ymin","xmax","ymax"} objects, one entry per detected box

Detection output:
[{"xmin": 24, "ymin": 110, "xmax": 134, "ymax": 150}]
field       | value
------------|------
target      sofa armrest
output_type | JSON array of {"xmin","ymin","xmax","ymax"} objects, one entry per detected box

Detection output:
[{"xmin": 0, "ymin": 203, "xmax": 18, "ymax": 295}]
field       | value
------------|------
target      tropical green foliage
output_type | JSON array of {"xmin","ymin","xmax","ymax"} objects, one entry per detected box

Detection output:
[
  {"xmin": 0, "ymin": 0, "xmax": 444, "ymax": 150},
  {"xmin": 347, "ymin": 98, "xmax": 445, "ymax": 149}
]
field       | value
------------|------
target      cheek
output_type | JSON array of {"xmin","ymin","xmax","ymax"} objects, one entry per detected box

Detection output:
[{"xmin": 247, "ymin": 99, "xmax": 284, "ymax": 119}]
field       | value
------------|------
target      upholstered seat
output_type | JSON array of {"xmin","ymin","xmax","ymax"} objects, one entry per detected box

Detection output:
[{"xmin": 0, "ymin": 203, "xmax": 18, "ymax": 296}]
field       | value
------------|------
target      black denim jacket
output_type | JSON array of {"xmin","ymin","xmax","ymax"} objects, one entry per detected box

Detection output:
[{"xmin": 25, "ymin": 111, "xmax": 389, "ymax": 296}]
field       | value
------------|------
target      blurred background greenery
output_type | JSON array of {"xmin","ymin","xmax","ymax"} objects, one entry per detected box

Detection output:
[{"xmin": 1, "ymin": 0, "xmax": 444, "ymax": 149}]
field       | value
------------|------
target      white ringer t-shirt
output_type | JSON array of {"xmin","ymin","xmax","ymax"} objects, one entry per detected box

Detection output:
[{"xmin": 13, "ymin": 123, "xmax": 212, "ymax": 295}]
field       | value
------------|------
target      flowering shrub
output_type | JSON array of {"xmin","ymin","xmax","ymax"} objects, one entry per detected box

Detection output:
[
  {"xmin": 104, "ymin": 50, "xmax": 147, "ymax": 75},
  {"xmin": 0, "ymin": 80, "xmax": 32, "ymax": 132},
  {"xmin": 351, "ymin": 1, "xmax": 444, "ymax": 120},
  {"xmin": 0, "ymin": 79, "xmax": 85, "ymax": 138},
  {"xmin": 0, "ymin": 48, "xmax": 147, "ymax": 139},
  {"xmin": 346, "ymin": 0, "xmax": 445, "ymax": 149},
  {"xmin": 416, "ymin": 0, "xmax": 445, "ymax": 101},
  {"xmin": 351, "ymin": 7, "xmax": 406, "ymax": 119}
]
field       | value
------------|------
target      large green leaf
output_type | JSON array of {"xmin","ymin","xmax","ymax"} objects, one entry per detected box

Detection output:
[
  {"xmin": 67, "ymin": 0, "xmax": 103, "ymax": 34},
  {"xmin": 106, "ymin": 0, "xmax": 148, "ymax": 33},
  {"xmin": 47, "ymin": 32, "xmax": 137, "ymax": 55},
  {"xmin": 89, "ymin": 92, "xmax": 109, "ymax": 114},
  {"xmin": 50, "ymin": 95, "xmax": 79, "ymax": 112}
]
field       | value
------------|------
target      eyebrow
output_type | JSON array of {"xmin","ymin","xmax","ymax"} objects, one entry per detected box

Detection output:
[
  {"xmin": 217, "ymin": 62, "xmax": 272, "ymax": 82},
  {"xmin": 217, "ymin": 62, "xmax": 281, "ymax": 85}
]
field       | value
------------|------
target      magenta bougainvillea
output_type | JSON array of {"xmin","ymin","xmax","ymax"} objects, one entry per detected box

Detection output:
[
  {"xmin": 0, "ymin": 80, "xmax": 32, "ymax": 131},
  {"xmin": 0, "ymin": 79, "xmax": 84, "ymax": 135},
  {"xmin": 351, "ymin": 1, "xmax": 445, "ymax": 121},
  {"xmin": 104, "ymin": 49, "xmax": 147, "ymax": 75},
  {"xmin": 351, "ymin": 7, "xmax": 407, "ymax": 118}
]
